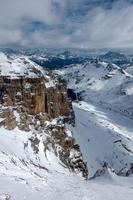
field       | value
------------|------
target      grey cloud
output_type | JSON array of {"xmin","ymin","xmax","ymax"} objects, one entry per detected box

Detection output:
[{"xmin": 0, "ymin": 0, "xmax": 133, "ymax": 48}]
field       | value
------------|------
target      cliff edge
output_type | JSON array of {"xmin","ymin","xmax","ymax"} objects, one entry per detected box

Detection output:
[{"xmin": 0, "ymin": 52, "xmax": 88, "ymax": 179}]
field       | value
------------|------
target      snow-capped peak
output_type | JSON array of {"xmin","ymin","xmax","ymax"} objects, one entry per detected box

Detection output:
[{"xmin": 0, "ymin": 52, "xmax": 48, "ymax": 79}]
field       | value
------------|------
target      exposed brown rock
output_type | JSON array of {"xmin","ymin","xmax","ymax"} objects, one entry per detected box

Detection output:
[
  {"xmin": 0, "ymin": 76, "xmax": 70, "ymax": 112},
  {"xmin": 44, "ymin": 121, "xmax": 88, "ymax": 179},
  {"xmin": 0, "ymin": 61, "xmax": 88, "ymax": 179},
  {"xmin": 0, "ymin": 74, "xmax": 72, "ymax": 131},
  {"xmin": 1, "ymin": 107, "xmax": 17, "ymax": 130}
]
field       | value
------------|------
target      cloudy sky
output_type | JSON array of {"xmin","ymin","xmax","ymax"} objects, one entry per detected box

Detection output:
[{"xmin": 0, "ymin": 0, "xmax": 133, "ymax": 49}]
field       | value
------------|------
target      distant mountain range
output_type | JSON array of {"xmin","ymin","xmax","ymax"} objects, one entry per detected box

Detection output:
[
  {"xmin": 1, "ymin": 47, "xmax": 133, "ymax": 69},
  {"xmin": 98, "ymin": 51, "xmax": 132, "ymax": 65}
]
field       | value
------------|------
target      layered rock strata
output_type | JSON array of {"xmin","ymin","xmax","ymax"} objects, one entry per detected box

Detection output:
[{"xmin": 0, "ymin": 53, "xmax": 88, "ymax": 179}]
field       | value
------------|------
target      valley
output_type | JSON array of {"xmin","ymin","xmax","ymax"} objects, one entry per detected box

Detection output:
[{"xmin": 0, "ymin": 50, "xmax": 133, "ymax": 200}]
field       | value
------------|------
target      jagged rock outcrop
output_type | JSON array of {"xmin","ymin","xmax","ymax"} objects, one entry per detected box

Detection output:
[
  {"xmin": 0, "ymin": 75, "xmax": 72, "ymax": 130},
  {"xmin": 0, "ymin": 53, "xmax": 72, "ymax": 130},
  {"xmin": 0, "ymin": 52, "xmax": 88, "ymax": 179},
  {"xmin": 43, "ymin": 119, "xmax": 88, "ymax": 178}
]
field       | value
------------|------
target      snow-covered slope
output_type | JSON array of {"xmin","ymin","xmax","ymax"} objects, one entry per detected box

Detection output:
[
  {"xmin": 69, "ymin": 101, "xmax": 133, "ymax": 176},
  {"xmin": 57, "ymin": 60, "xmax": 133, "ymax": 119},
  {"xmin": 0, "ymin": 52, "xmax": 48, "ymax": 79},
  {"xmin": 0, "ymin": 54, "xmax": 133, "ymax": 200},
  {"xmin": 56, "ymin": 60, "xmax": 133, "ymax": 177},
  {"xmin": 1, "ymin": 127, "xmax": 133, "ymax": 200}
]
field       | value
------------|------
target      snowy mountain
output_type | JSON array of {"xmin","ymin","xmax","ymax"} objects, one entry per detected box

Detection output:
[
  {"xmin": 0, "ymin": 52, "xmax": 133, "ymax": 200},
  {"xmin": 99, "ymin": 51, "xmax": 129, "ymax": 65},
  {"xmin": 57, "ymin": 60, "xmax": 133, "ymax": 119},
  {"xmin": 56, "ymin": 59, "xmax": 133, "ymax": 177},
  {"xmin": 1, "ymin": 126, "xmax": 133, "ymax": 200},
  {"xmin": 0, "ymin": 52, "xmax": 89, "ymax": 199}
]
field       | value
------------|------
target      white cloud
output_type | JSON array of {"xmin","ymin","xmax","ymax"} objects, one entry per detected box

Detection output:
[
  {"xmin": 0, "ymin": 29, "xmax": 22, "ymax": 45},
  {"xmin": 0, "ymin": 0, "xmax": 133, "ymax": 48}
]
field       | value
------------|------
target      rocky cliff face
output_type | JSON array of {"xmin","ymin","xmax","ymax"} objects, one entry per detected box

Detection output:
[
  {"xmin": 0, "ymin": 53, "xmax": 88, "ymax": 179},
  {"xmin": 0, "ymin": 75, "xmax": 72, "ymax": 130}
]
